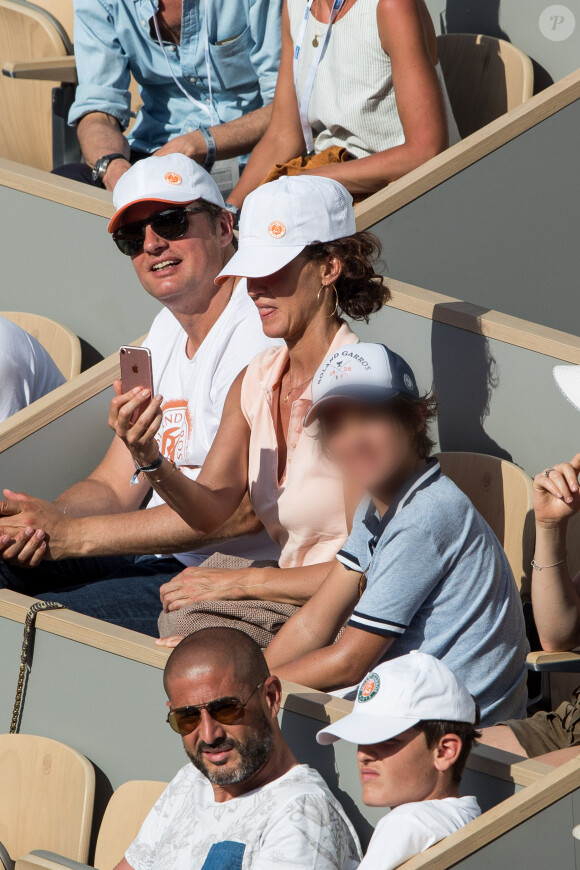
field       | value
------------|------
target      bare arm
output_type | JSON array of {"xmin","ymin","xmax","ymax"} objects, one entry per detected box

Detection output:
[
  {"xmin": 299, "ymin": 0, "xmax": 448, "ymax": 196},
  {"xmin": 530, "ymin": 456, "xmax": 580, "ymax": 651},
  {"xmin": 155, "ymin": 103, "xmax": 273, "ymax": 162},
  {"xmin": 76, "ymin": 112, "xmax": 132, "ymax": 191},
  {"xmin": 266, "ymin": 560, "xmax": 392, "ymax": 689},
  {"xmin": 227, "ymin": 1, "xmax": 306, "ymax": 208},
  {"xmin": 110, "ymin": 374, "xmax": 252, "ymax": 536}
]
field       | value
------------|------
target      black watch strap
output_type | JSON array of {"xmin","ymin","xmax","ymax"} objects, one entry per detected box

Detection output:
[{"xmin": 92, "ymin": 153, "xmax": 127, "ymax": 183}]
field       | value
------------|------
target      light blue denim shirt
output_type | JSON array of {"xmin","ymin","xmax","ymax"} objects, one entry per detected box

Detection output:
[{"xmin": 69, "ymin": 0, "xmax": 282, "ymax": 157}]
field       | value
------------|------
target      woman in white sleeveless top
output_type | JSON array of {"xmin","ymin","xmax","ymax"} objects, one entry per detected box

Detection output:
[{"xmin": 229, "ymin": 0, "xmax": 459, "ymax": 206}]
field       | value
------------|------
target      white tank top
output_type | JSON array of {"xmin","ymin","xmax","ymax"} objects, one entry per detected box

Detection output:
[{"xmin": 288, "ymin": 0, "xmax": 460, "ymax": 157}]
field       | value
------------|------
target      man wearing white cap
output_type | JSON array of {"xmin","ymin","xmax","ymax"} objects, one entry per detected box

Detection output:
[
  {"xmin": 105, "ymin": 174, "xmax": 389, "ymax": 644},
  {"xmin": 317, "ymin": 652, "xmax": 481, "ymax": 869},
  {"xmin": 0, "ymin": 155, "xmax": 278, "ymax": 634},
  {"xmin": 481, "ymin": 366, "xmax": 580, "ymax": 763},
  {"xmin": 265, "ymin": 341, "xmax": 528, "ymax": 725}
]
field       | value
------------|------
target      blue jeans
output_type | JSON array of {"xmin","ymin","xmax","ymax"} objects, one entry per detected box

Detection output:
[{"xmin": 0, "ymin": 555, "xmax": 184, "ymax": 636}]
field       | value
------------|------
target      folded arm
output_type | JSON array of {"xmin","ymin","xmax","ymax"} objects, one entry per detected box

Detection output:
[{"xmin": 266, "ymin": 561, "xmax": 392, "ymax": 689}]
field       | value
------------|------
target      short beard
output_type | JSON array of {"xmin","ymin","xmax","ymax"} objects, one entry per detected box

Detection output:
[{"xmin": 187, "ymin": 708, "xmax": 275, "ymax": 786}]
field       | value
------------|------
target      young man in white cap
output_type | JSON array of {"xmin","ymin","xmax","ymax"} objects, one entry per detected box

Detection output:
[
  {"xmin": 317, "ymin": 652, "xmax": 481, "ymax": 869},
  {"xmin": 0, "ymin": 154, "xmax": 278, "ymax": 634},
  {"xmin": 481, "ymin": 365, "xmax": 580, "ymax": 764},
  {"xmin": 266, "ymin": 342, "xmax": 529, "ymax": 725}
]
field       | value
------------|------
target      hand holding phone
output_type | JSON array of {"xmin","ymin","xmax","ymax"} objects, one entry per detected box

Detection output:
[{"xmin": 119, "ymin": 346, "xmax": 154, "ymax": 422}]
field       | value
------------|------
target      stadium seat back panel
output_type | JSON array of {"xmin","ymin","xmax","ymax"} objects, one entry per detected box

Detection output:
[
  {"xmin": 94, "ymin": 780, "xmax": 167, "ymax": 870},
  {"xmin": 0, "ymin": 734, "xmax": 94, "ymax": 862},
  {"xmin": 0, "ymin": 0, "xmax": 70, "ymax": 170},
  {"xmin": 437, "ymin": 33, "xmax": 534, "ymax": 139},
  {"xmin": 0, "ymin": 311, "xmax": 81, "ymax": 380}
]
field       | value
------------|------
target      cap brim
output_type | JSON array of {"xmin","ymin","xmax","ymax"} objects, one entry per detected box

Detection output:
[
  {"xmin": 108, "ymin": 197, "xmax": 200, "ymax": 233},
  {"xmin": 215, "ymin": 243, "xmax": 306, "ymax": 285},
  {"xmin": 304, "ymin": 385, "xmax": 402, "ymax": 427},
  {"xmin": 317, "ymin": 713, "xmax": 420, "ymax": 746},
  {"xmin": 554, "ymin": 366, "xmax": 580, "ymax": 412}
]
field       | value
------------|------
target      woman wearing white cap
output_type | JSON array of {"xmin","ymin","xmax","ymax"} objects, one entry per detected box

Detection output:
[
  {"xmin": 481, "ymin": 366, "xmax": 580, "ymax": 762},
  {"xmin": 109, "ymin": 175, "xmax": 389, "ymax": 642},
  {"xmin": 263, "ymin": 340, "xmax": 528, "ymax": 726}
]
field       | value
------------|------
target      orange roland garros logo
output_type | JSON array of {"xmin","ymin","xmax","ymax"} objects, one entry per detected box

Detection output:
[{"xmin": 156, "ymin": 399, "xmax": 192, "ymax": 463}]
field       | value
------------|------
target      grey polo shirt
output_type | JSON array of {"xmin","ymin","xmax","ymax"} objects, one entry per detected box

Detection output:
[{"xmin": 338, "ymin": 459, "xmax": 528, "ymax": 726}]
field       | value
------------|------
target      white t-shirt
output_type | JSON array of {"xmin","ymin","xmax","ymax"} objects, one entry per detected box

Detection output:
[
  {"xmin": 359, "ymin": 796, "xmax": 481, "ymax": 869},
  {"xmin": 0, "ymin": 316, "xmax": 65, "ymax": 422},
  {"xmin": 125, "ymin": 763, "xmax": 362, "ymax": 870},
  {"xmin": 143, "ymin": 280, "xmax": 281, "ymax": 566}
]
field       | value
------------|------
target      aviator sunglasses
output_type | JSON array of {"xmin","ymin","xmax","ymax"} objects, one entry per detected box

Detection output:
[
  {"xmin": 112, "ymin": 205, "xmax": 207, "ymax": 256},
  {"xmin": 167, "ymin": 681, "xmax": 264, "ymax": 736}
]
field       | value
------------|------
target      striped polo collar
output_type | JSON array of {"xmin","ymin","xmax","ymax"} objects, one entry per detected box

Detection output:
[{"xmin": 363, "ymin": 458, "xmax": 442, "ymax": 553}]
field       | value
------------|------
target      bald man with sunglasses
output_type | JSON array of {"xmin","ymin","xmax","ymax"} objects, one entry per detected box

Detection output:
[
  {"xmin": 0, "ymin": 155, "xmax": 279, "ymax": 634},
  {"xmin": 118, "ymin": 628, "xmax": 361, "ymax": 870}
]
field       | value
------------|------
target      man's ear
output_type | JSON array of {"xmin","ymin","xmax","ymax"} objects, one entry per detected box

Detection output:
[
  {"xmin": 217, "ymin": 210, "xmax": 235, "ymax": 248},
  {"xmin": 263, "ymin": 675, "xmax": 283, "ymax": 719},
  {"xmin": 166, "ymin": 699, "xmax": 171, "ymax": 709},
  {"xmin": 433, "ymin": 734, "xmax": 462, "ymax": 773}
]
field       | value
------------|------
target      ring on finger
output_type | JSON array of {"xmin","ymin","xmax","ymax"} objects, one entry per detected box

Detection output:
[{"xmin": 544, "ymin": 468, "xmax": 556, "ymax": 478}]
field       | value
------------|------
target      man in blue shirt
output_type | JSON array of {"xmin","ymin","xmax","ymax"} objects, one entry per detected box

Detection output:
[
  {"xmin": 266, "ymin": 342, "xmax": 528, "ymax": 726},
  {"xmin": 54, "ymin": 0, "xmax": 281, "ymax": 191}
]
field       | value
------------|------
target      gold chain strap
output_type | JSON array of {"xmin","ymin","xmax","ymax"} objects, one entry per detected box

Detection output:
[{"xmin": 10, "ymin": 601, "xmax": 66, "ymax": 734}]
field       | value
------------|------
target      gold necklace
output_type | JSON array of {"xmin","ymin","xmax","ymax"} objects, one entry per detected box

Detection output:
[
  {"xmin": 312, "ymin": 0, "xmax": 325, "ymax": 47},
  {"xmin": 282, "ymin": 373, "xmax": 313, "ymax": 403}
]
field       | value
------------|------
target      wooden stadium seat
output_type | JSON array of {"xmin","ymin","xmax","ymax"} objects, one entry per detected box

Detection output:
[
  {"xmin": 32, "ymin": 0, "xmax": 143, "ymax": 128},
  {"xmin": 94, "ymin": 781, "xmax": 167, "ymax": 870},
  {"xmin": 0, "ymin": 0, "xmax": 74, "ymax": 170},
  {"xmin": 0, "ymin": 734, "xmax": 94, "ymax": 864},
  {"xmin": 437, "ymin": 451, "xmax": 534, "ymax": 598},
  {"xmin": 437, "ymin": 33, "xmax": 534, "ymax": 139},
  {"xmin": 1, "ymin": 311, "xmax": 81, "ymax": 380},
  {"xmin": 13, "ymin": 781, "xmax": 167, "ymax": 870}
]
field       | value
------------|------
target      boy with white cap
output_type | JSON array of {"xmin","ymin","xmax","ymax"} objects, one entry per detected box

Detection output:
[
  {"xmin": 317, "ymin": 652, "xmax": 481, "ymax": 869},
  {"xmin": 266, "ymin": 342, "xmax": 528, "ymax": 725},
  {"xmin": 0, "ymin": 154, "xmax": 278, "ymax": 633}
]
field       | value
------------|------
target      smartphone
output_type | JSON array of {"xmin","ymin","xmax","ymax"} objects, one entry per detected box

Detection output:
[{"xmin": 120, "ymin": 346, "xmax": 154, "ymax": 422}]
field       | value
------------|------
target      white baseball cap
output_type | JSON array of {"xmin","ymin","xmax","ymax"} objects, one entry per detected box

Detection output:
[
  {"xmin": 553, "ymin": 366, "xmax": 580, "ymax": 412},
  {"xmin": 316, "ymin": 652, "xmax": 477, "ymax": 746},
  {"xmin": 108, "ymin": 154, "xmax": 225, "ymax": 233},
  {"xmin": 304, "ymin": 342, "xmax": 419, "ymax": 427},
  {"xmin": 215, "ymin": 175, "xmax": 355, "ymax": 285}
]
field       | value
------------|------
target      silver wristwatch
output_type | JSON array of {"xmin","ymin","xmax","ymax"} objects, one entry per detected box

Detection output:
[{"xmin": 91, "ymin": 153, "xmax": 127, "ymax": 184}]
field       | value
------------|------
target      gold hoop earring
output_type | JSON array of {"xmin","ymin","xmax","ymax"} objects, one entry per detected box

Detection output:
[{"xmin": 317, "ymin": 283, "xmax": 339, "ymax": 318}]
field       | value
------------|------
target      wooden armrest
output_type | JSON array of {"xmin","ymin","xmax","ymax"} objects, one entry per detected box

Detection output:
[
  {"xmin": 526, "ymin": 650, "xmax": 580, "ymax": 672},
  {"xmin": 2, "ymin": 56, "xmax": 77, "ymax": 83},
  {"xmin": 15, "ymin": 856, "xmax": 89, "ymax": 870}
]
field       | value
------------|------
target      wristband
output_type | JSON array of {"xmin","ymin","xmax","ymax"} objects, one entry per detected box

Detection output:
[
  {"xmin": 200, "ymin": 127, "xmax": 217, "ymax": 172},
  {"xmin": 131, "ymin": 455, "xmax": 162, "ymax": 486}
]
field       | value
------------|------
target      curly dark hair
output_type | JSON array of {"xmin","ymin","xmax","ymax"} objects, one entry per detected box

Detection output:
[{"xmin": 303, "ymin": 231, "xmax": 390, "ymax": 322}]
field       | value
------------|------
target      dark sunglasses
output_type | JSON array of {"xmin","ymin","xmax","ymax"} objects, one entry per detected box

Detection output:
[
  {"xmin": 112, "ymin": 205, "xmax": 207, "ymax": 256},
  {"xmin": 167, "ymin": 681, "xmax": 264, "ymax": 736}
]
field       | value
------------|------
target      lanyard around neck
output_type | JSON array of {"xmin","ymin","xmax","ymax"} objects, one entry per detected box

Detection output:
[
  {"xmin": 293, "ymin": 0, "xmax": 346, "ymax": 154},
  {"xmin": 149, "ymin": 0, "xmax": 215, "ymax": 126}
]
